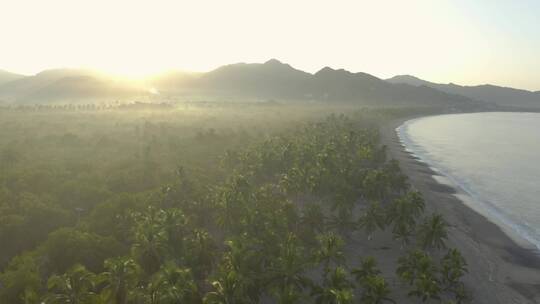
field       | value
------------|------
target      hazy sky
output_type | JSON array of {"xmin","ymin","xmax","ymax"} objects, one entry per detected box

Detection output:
[{"xmin": 1, "ymin": 0, "xmax": 539, "ymax": 90}]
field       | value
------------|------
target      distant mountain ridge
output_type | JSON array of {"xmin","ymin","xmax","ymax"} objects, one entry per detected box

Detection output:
[
  {"xmin": 0, "ymin": 60, "xmax": 526, "ymax": 110},
  {"xmin": 150, "ymin": 59, "xmax": 481, "ymax": 109},
  {"xmin": 387, "ymin": 75, "xmax": 540, "ymax": 108},
  {"xmin": 0, "ymin": 70, "xmax": 25, "ymax": 86},
  {"xmin": 0, "ymin": 69, "xmax": 145, "ymax": 103}
]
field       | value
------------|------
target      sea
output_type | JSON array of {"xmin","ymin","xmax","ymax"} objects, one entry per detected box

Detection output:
[{"xmin": 398, "ymin": 112, "xmax": 540, "ymax": 251}]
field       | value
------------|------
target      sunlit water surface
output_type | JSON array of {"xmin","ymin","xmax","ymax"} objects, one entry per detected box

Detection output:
[{"xmin": 398, "ymin": 112, "xmax": 540, "ymax": 250}]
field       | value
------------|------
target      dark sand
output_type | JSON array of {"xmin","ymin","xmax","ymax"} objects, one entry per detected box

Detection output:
[{"xmin": 382, "ymin": 116, "xmax": 540, "ymax": 303}]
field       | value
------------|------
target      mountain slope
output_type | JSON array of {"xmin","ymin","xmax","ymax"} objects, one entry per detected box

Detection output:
[
  {"xmin": 310, "ymin": 67, "xmax": 475, "ymax": 106},
  {"xmin": 194, "ymin": 59, "xmax": 313, "ymax": 99},
  {"xmin": 0, "ymin": 69, "xmax": 144, "ymax": 103},
  {"xmin": 0, "ymin": 70, "xmax": 25, "ymax": 86},
  {"xmin": 387, "ymin": 75, "xmax": 540, "ymax": 108}
]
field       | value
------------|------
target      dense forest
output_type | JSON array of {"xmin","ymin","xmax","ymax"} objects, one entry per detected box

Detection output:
[{"xmin": 0, "ymin": 104, "xmax": 469, "ymax": 303}]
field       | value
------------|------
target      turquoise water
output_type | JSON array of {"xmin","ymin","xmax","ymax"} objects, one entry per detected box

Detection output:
[{"xmin": 398, "ymin": 112, "xmax": 540, "ymax": 250}]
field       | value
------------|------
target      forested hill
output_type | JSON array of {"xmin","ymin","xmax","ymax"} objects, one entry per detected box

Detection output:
[
  {"xmin": 0, "ymin": 60, "xmax": 484, "ymax": 109},
  {"xmin": 387, "ymin": 74, "xmax": 540, "ymax": 108}
]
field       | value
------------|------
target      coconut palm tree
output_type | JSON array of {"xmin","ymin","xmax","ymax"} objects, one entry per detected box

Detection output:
[
  {"xmin": 441, "ymin": 249, "xmax": 469, "ymax": 303},
  {"xmin": 357, "ymin": 202, "xmax": 386, "ymax": 240},
  {"xmin": 408, "ymin": 273, "xmax": 441, "ymax": 302},
  {"xmin": 203, "ymin": 277, "xmax": 250, "ymax": 304},
  {"xmin": 301, "ymin": 203, "xmax": 326, "ymax": 234},
  {"xmin": 44, "ymin": 264, "xmax": 96, "ymax": 304},
  {"xmin": 403, "ymin": 191, "xmax": 425, "ymax": 217},
  {"xmin": 328, "ymin": 206, "xmax": 356, "ymax": 238},
  {"xmin": 204, "ymin": 237, "xmax": 264, "ymax": 304},
  {"xmin": 351, "ymin": 257, "xmax": 395, "ymax": 304},
  {"xmin": 147, "ymin": 262, "xmax": 200, "ymax": 304},
  {"xmin": 313, "ymin": 233, "xmax": 345, "ymax": 280},
  {"xmin": 267, "ymin": 233, "xmax": 311, "ymax": 303},
  {"xmin": 362, "ymin": 170, "xmax": 388, "ymax": 202},
  {"xmin": 161, "ymin": 208, "xmax": 189, "ymax": 259},
  {"xmin": 310, "ymin": 266, "xmax": 354, "ymax": 304},
  {"xmin": 387, "ymin": 192, "xmax": 425, "ymax": 247},
  {"xmin": 351, "ymin": 257, "xmax": 380, "ymax": 283},
  {"xmin": 396, "ymin": 250, "xmax": 441, "ymax": 302},
  {"xmin": 357, "ymin": 275, "xmax": 395, "ymax": 304},
  {"xmin": 184, "ymin": 229, "xmax": 216, "ymax": 280},
  {"xmin": 97, "ymin": 257, "xmax": 140, "ymax": 304},
  {"xmin": 418, "ymin": 214, "xmax": 448, "ymax": 250},
  {"xmin": 130, "ymin": 209, "xmax": 169, "ymax": 274}
]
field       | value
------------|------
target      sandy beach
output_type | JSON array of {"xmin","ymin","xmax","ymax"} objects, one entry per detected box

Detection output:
[{"xmin": 381, "ymin": 115, "xmax": 540, "ymax": 303}]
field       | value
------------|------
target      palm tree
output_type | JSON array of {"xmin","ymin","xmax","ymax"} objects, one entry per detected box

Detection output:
[
  {"xmin": 351, "ymin": 257, "xmax": 395, "ymax": 304},
  {"xmin": 147, "ymin": 262, "xmax": 200, "ymax": 304},
  {"xmin": 351, "ymin": 257, "xmax": 380, "ymax": 283},
  {"xmin": 97, "ymin": 257, "xmax": 140, "ymax": 304},
  {"xmin": 396, "ymin": 250, "xmax": 441, "ymax": 302},
  {"xmin": 403, "ymin": 191, "xmax": 425, "ymax": 217},
  {"xmin": 301, "ymin": 203, "xmax": 326, "ymax": 234},
  {"xmin": 357, "ymin": 202, "xmax": 386, "ymax": 240},
  {"xmin": 328, "ymin": 206, "xmax": 356, "ymax": 238},
  {"xmin": 418, "ymin": 214, "xmax": 448, "ymax": 250},
  {"xmin": 387, "ymin": 192, "xmax": 425, "ymax": 247},
  {"xmin": 310, "ymin": 266, "xmax": 354, "ymax": 304},
  {"xmin": 44, "ymin": 264, "xmax": 96, "ymax": 304},
  {"xmin": 21, "ymin": 288, "xmax": 40, "ymax": 304},
  {"xmin": 130, "ymin": 208, "xmax": 169, "ymax": 274},
  {"xmin": 396, "ymin": 250, "xmax": 434, "ymax": 285},
  {"xmin": 313, "ymin": 233, "xmax": 345, "ymax": 280},
  {"xmin": 408, "ymin": 273, "xmax": 441, "ymax": 302},
  {"xmin": 382, "ymin": 160, "xmax": 409, "ymax": 195},
  {"xmin": 267, "ymin": 233, "xmax": 311, "ymax": 303},
  {"xmin": 203, "ymin": 278, "xmax": 250, "ymax": 304},
  {"xmin": 204, "ymin": 237, "xmax": 264, "ymax": 304},
  {"xmin": 184, "ymin": 229, "xmax": 217, "ymax": 280},
  {"xmin": 362, "ymin": 170, "xmax": 388, "ymax": 202},
  {"xmin": 441, "ymin": 249, "xmax": 469, "ymax": 303},
  {"xmin": 357, "ymin": 275, "xmax": 395, "ymax": 304},
  {"xmin": 214, "ymin": 174, "xmax": 251, "ymax": 232},
  {"xmin": 161, "ymin": 208, "xmax": 189, "ymax": 258}
]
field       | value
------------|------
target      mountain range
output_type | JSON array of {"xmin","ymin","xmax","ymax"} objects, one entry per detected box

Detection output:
[
  {"xmin": 387, "ymin": 75, "xmax": 540, "ymax": 108},
  {"xmin": 0, "ymin": 59, "xmax": 538, "ymax": 109},
  {"xmin": 0, "ymin": 69, "xmax": 144, "ymax": 104},
  {"xmin": 0, "ymin": 70, "xmax": 25, "ymax": 86}
]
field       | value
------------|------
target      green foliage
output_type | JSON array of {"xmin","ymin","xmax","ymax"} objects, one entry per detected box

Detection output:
[
  {"xmin": 418, "ymin": 214, "xmax": 449, "ymax": 250},
  {"xmin": 44, "ymin": 264, "xmax": 97, "ymax": 304},
  {"xmin": 311, "ymin": 266, "xmax": 354, "ymax": 304},
  {"xmin": 397, "ymin": 249, "xmax": 469, "ymax": 303},
  {"xmin": 0, "ymin": 254, "xmax": 41, "ymax": 304},
  {"xmin": 314, "ymin": 233, "xmax": 346, "ymax": 276},
  {"xmin": 397, "ymin": 250, "xmax": 440, "ymax": 301},
  {"xmin": 38, "ymin": 228, "xmax": 125, "ymax": 274},
  {"xmin": 96, "ymin": 257, "xmax": 140, "ymax": 304},
  {"xmin": 440, "ymin": 249, "xmax": 470, "ymax": 303},
  {"xmin": 0, "ymin": 108, "xmax": 470, "ymax": 304},
  {"xmin": 352, "ymin": 257, "xmax": 395, "ymax": 304},
  {"xmin": 358, "ymin": 201, "xmax": 386, "ymax": 240},
  {"xmin": 146, "ymin": 262, "xmax": 200, "ymax": 303},
  {"xmin": 387, "ymin": 191, "xmax": 426, "ymax": 246}
]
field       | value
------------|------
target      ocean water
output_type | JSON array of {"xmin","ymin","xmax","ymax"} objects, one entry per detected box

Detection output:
[{"xmin": 398, "ymin": 112, "xmax": 540, "ymax": 250}]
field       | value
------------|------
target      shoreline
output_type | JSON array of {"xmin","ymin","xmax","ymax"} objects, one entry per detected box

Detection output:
[{"xmin": 381, "ymin": 114, "xmax": 540, "ymax": 303}]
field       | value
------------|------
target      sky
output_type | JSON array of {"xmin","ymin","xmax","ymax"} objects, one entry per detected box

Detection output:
[{"xmin": 1, "ymin": 0, "xmax": 539, "ymax": 90}]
